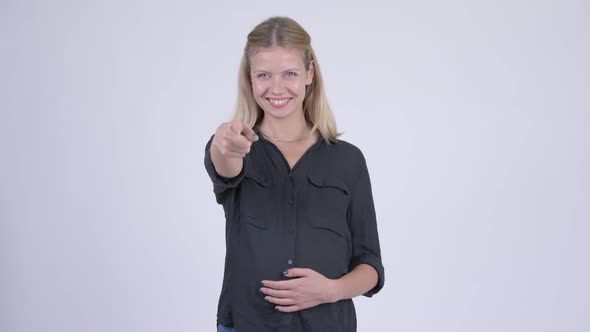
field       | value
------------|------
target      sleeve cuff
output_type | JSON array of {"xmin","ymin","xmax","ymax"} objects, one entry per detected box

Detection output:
[
  {"xmin": 204, "ymin": 135, "xmax": 247, "ymax": 203},
  {"xmin": 349, "ymin": 254, "xmax": 385, "ymax": 297}
]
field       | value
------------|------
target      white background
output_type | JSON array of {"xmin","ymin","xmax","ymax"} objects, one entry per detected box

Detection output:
[{"xmin": 1, "ymin": 0, "xmax": 589, "ymax": 331}]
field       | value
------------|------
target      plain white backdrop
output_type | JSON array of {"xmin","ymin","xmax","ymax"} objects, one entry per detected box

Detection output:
[{"xmin": 1, "ymin": 0, "xmax": 589, "ymax": 331}]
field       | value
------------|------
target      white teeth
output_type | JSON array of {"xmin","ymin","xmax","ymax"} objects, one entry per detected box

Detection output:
[{"xmin": 269, "ymin": 98, "xmax": 289, "ymax": 105}]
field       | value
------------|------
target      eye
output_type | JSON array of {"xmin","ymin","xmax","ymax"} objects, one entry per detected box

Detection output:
[
  {"xmin": 286, "ymin": 71, "xmax": 298, "ymax": 77},
  {"xmin": 256, "ymin": 73, "xmax": 269, "ymax": 78}
]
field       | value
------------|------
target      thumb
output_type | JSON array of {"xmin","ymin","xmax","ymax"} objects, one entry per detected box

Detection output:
[{"xmin": 242, "ymin": 126, "xmax": 259, "ymax": 142}]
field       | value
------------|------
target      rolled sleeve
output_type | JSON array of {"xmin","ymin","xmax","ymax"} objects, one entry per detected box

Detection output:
[
  {"xmin": 204, "ymin": 135, "xmax": 247, "ymax": 204},
  {"xmin": 347, "ymin": 153, "xmax": 385, "ymax": 297}
]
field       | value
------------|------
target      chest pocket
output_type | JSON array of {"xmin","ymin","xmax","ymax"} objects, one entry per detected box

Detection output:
[
  {"xmin": 239, "ymin": 169, "xmax": 271, "ymax": 230},
  {"xmin": 306, "ymin": 172, "xmax": 350, "ymax": 238}
]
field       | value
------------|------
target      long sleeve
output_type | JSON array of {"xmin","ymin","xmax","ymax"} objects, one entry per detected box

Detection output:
[
  {"xmin": 346, "ymin": 153, "xmax": 385, "ymax": 297},
  {"xmin": 204, "ymin": 135, "xmax": 247, "ymax": 204}
]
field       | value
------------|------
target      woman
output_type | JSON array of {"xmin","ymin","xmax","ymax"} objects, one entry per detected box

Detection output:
[{"xmin": 204, "ymin": 16, "xmax": 384, "ymax": 332}]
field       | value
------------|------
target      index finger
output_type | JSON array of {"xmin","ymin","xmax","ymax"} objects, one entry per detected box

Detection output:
[
  {"xmin": 283, "ymin": 268, "xmax": 313, "ymax": 278},
  {"xmin": 229, "ymin": 122, "xmax": 258, "ymax": 142},
  {"xmin": 242, "ymin": 126, "xmax": 259, "ymax": 142},
  {"xmin": 261, "ymin": 279, "xmax": 296, "ymax": 290}
]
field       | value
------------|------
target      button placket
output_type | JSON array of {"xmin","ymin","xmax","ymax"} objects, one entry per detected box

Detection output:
[
  {"xmin": 288, "ymin": 172, "xmax": 295, "ymax": 205},
  {"xmin": 286, "ymin": 171, "xmax": 297, "ymax": 272}
]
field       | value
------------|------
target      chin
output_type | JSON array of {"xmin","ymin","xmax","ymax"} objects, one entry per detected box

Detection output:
[
  {"xmin": 264, "ymin": 109, "xmax": 293, "ymax": 120},
  {"xmin": 261, "ymin": 104, "xmax": 299, "ymax": 120}
]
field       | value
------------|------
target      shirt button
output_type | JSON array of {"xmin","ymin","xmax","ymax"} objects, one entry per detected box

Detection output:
[{"xmin": 288, "ymin": 259, "xmax": 293, "ymax": 265}]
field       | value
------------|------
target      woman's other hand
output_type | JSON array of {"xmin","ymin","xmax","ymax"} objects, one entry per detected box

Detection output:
[{"xmin": 260, "ymin": 268, "xmax": 338, "ymax": 312}]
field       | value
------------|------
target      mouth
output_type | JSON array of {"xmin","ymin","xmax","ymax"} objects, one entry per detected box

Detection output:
[{"xmin": 266, "ymin": 98, "xmax": 292, "ymax": 108}]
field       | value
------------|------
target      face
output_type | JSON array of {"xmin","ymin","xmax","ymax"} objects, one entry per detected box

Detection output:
[{"xmin": 249, "ymin": 47, "xmax": 314, "ymax": 121}]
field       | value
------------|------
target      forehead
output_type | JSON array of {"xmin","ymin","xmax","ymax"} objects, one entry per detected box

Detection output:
[{"xmin": 249, "ymin": 47, "xmax": 305, "ymax": 71}]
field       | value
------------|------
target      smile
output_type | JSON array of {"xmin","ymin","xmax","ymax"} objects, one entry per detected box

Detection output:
[{"xmin": 267, "ymin": 98, "xmax": 291, "ymax": 108}]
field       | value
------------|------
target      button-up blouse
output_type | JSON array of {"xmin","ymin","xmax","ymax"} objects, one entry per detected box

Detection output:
[{"xmin": 204, "ymin": 127, "xmax": 385, "ymax": 332}]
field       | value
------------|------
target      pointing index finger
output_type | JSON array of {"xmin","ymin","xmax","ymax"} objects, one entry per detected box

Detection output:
[{"xmin": 242, "ymin": 126, "xmax": 259, "ymax": 142}]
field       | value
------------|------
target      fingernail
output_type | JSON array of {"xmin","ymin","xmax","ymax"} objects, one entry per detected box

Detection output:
[
  {"xmin": 259, "ymin": 288, "xmax": 264, "ymax": 293},
  {"xmin": 283, "ymin": 270, "xmax": 288, "ymax": 276},
  {"xmin": 260, "ymin": 281, "xmax": 265, "ymax": 286}
]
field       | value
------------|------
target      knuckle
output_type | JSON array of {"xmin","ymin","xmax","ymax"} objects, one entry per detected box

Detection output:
[
  {"xmin": 232, "ymin": 121, "xmax": 243, "ymax": 131},
  {"xmin": 219, "ymin": 123, "xmax": 231, "ymax": 134}
]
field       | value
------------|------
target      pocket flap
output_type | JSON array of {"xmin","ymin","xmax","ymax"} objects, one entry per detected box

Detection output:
[
  {"xmin": 245, "ymin": 215, "xmax": 267, "ymax": 229},
  {"xmin": 245, "ymin": 169, "xmax": 271, "ymax": 187},
  {"xmin": 307, "ymin": 173, "xmax": 349, "ymax": 195},
  {"xmin": 310, "ymin": 216, "xmax": 345, "ymax": 237}
]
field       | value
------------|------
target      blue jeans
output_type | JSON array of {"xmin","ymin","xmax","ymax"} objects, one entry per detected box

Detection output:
[{"xmin": 217, "ymin": 324, "xmax": 235, "ymax": 332}]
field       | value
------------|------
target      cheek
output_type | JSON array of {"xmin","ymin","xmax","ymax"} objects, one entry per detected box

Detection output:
[
  {"xmin": 291, "ymin": 81, "xmax": 306, "ymax": 96},
  {"xmin": 252, "ymin": 82, "xmax": 267, "ymax": 97}
]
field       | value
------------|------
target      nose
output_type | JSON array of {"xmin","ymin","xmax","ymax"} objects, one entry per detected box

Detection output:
[{"xmin": 269, "ymin": 76, "xmax": 286, "ymax": 95}]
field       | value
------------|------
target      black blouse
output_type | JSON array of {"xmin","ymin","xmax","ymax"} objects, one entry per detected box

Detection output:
[{"xmin": 204, "ymin": 127, "xmax": 385, "ymax": 332}]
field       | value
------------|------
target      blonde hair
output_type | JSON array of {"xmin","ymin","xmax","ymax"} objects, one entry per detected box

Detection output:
[{"xmin": 233, "ymin": 16, "xmax": 340, "ymax": 143}]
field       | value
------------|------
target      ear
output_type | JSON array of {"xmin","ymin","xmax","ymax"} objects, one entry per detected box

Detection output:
[{"xmin": 305, "ymin": 60, "xmax": 315, "ymax": 85}]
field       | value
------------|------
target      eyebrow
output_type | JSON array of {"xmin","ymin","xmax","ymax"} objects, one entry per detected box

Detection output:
[{"xmin": 251, "ymin": 68, "xmax": 302, "ymax": 73}]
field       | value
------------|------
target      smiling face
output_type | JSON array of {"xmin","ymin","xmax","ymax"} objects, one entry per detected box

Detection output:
[{"xmin": 249, "ymin": 47, "xmax": 314, "ymax": 121}]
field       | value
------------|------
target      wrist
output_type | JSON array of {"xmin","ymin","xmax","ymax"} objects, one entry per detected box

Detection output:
[{"xmin": 326, "ymin": 278, "xmax": 343, "ymax": 303}]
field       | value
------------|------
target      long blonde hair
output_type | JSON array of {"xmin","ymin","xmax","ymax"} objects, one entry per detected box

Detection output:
[{"xmin": 233, "ymin": 16, "xmax": 340, "ymax": 143}]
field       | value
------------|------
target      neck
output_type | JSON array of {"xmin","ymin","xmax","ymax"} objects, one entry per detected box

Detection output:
[{"xmin": 259, "ymin": 113, "xmax": 310, "ymax": 142}]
